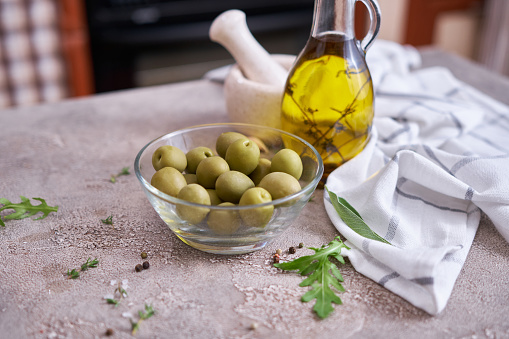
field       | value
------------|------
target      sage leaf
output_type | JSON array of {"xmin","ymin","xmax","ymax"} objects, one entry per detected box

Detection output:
[{"xmin": 325, "ymin": 187, "xmax": 392, "ymax": 245}]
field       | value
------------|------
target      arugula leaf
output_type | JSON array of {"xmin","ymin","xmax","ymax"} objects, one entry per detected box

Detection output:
[
  {"xmin": 325, "ymin": 187, "xmax": 391, "ymax": 245},
  {"xmin": 0, "ymin": 196, "xmax": 58, "ymax": 227},
  {"xmin": 274, "ymin": 237, "xmax": 349, "ymax": 319}
]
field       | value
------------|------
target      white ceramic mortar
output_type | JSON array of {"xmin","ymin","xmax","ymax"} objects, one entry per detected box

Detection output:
[{"xmin": 223, "ymin": 54, "xmax": 295, "ymax": 129}]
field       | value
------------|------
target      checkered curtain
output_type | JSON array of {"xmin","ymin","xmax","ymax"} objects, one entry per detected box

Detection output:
[{"xmin": 0, "ymin": 0, "xmax": 67, "ymax": 108}]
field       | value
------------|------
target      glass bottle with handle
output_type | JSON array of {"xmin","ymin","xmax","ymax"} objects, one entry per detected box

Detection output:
[{"xmin": 281, "ymin": 0, "xmax": 381, "ymax": 181}]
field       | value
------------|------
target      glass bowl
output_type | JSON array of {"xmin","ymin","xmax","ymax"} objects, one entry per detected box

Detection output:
[{"xmin": 134, "ymin": 123, "xmax": 324, "ymax": 254}]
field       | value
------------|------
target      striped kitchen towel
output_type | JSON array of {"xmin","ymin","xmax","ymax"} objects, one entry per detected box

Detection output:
[{"xmin": 324, "ymin": 40, "xmax": 509, "ymax": 315}]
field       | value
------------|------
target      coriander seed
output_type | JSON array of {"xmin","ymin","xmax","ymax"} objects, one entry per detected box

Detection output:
[
  {"xmin": 289, "ymin": 246, "xmax": 296, "ymax": 254},
  {"xmin": 141, "ymin": 252, "xmax": 148, "ymax": 259},
  {"xmin": 275, "ymin": 249, "xmax": 282, "ymax": 255},
  {"xmin": 142, "ymin": 261, "xmax": 150, "ymax": 269},
  {"xmin": 135, "ymin": 264, "xmax": 143, "ymax": 272}
]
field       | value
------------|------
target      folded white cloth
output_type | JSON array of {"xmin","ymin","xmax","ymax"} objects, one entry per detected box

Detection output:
[{"xmin": 324, "ymin": 40, "xmax": 509, "ymax": 315}]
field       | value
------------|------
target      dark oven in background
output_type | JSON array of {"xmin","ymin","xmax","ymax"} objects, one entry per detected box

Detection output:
[{"xmin": 84, "ymin": 0, "xmax": 314, "ymax": 93}]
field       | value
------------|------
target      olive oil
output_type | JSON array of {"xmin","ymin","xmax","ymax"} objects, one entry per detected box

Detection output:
[{"xmin": 281, "ymin": 33, "xmax": 374, "ymax": 178}]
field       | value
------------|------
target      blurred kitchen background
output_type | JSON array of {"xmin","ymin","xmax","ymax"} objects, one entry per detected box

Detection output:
[{"xmin": 0, "ymin": 0, "xmax": 507, "ymax": 109}]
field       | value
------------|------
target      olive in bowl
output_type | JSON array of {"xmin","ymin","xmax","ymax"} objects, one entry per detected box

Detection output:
[{"xmin": 134, "ymin": 123, "xmax": 323, "ymax": 255}]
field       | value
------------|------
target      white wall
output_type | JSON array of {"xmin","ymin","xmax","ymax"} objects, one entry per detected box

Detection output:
[
  {"xmin": 377, "ymin": 0, "xmax": 409, "ymax": 44},
  {"xmin": 375, "ymin": 0, "xmax": 481, "ymax": 60}
]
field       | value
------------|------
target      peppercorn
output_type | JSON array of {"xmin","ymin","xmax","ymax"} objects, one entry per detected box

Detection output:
[
  {"xmin": 289, "ymin": 246, "xmax": 296, "ymax": 254},
  {"xmin": 142, "ymin": 261, "xmax": 150, "ymax": 269},
  {"xmin": 141, "ymin": 252, "xmax": 148, "ymax": 259},
  {"xmin": 275, "ymin": 249, "xmax": 282, "ymax": 255},
  {"xmin": 105, "ymin": 328, "xmax": 114, "ymax": 336},
  {"xmin": 298, "ymin": 242, "xmax": 304, "ymax": 248},
  {"xmin": 135, "ymin": 264, "xmax": 143, "ymax": 272}
]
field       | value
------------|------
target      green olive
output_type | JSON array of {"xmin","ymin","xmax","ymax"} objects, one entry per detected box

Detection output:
[
  {"xmin": 258, "ymin": 172, "xmax": 301, "ymax": 201},
  {"xmin": 300, "ymin": 155, "xmax": 318, "ymax": 182},
  {"xmin": 249, "ymin": 158, "xmax": 272, "ymax": 186},
  {"xmin": 206, "ymin": 189, "xmax": 223, "ymax": 205},
  {"xmin": 207, "ymin": 202, "xmax": 241, "ymax": 235},
  {"xmin": 150, "ymin": 167, "xmax": 187, "ymax": 197},
  {"xmin": 176, "ymin": 184, "xmax": 211, "ymax": 224},
  {"xmin": 152, "ymin": 145, "xmax": 187, "ymax": 172},
  {"xmin": 196, "ymin": 156, "xmax": 230, "ymax": 189},
  {"xmin": 270, "ymin": 148, "xmax": 303, "ymax": 180},
  {"xmin": 186, "ymin": 146, "xmax": 214, "ymax": 174},
  {"xmin": 183, "ymin": 173, "xmax": 198, "ymax": 184},
  {"xmin": 215, "ymin": 171, "xmax": 255, "ymax": 203},
  {"xmin": 216, "ymin": 131, "xmax": 248, "ymax": 158},
  {"xmin": 239, "ymin": 187, "xmax": 274, "ymax": 228},
  {"xmin": 225, "ymin": 138, "xmax": 260, "ymax": 175}
]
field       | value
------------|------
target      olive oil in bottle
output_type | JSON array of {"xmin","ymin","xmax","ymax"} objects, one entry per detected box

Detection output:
[
  {"xmin": 280, "ymin": 0, "xmax": 380, "ymax": 180},
  {"xmin": 281, "ymin": 34, "xmax": 373, "ymax": 177}
]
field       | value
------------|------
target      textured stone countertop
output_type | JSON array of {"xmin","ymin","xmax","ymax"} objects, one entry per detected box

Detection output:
[{"xmin": 1, "ymin": 49, "xmax": 509, "ymax": 339}]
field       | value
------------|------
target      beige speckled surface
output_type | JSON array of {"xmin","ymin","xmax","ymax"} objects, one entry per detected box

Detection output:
[{"xmin": 1, "ymin": 50, "xmax": 509, "ymax": 339}]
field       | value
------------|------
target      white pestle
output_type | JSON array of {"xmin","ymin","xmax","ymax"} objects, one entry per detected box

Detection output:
[{"xmin": 209, "ymin": 10, "xmax": 288, "ymax": 87}]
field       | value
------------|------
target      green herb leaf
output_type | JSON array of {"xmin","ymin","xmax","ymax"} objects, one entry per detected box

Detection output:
[
  {"xmin": 325, "ymin": 187, "xmax": 392, "ymax": 245},
  {"xmin": 106, "ymin": 298, "xmax": 120, "ymax": 307},
  {"xmin": 101, "ymin": 215, "xmax": 113, "ymax": 225},
  {"xmin": 80, "ymin": 257, "xmax": 99, "ymax": 271},
  {"xmin": 139, "ymin": 304, "xmax": 155, "ymax": 320},
  {"xmin": 131, "ymin": 320, "xmax": 140, "ymax": 334},
  {"xmin": 119, "ymin": 167, "xmax": 130, "ymax": 176},
  {"xmin": 274, "ymin": 237, "xmax": 349, "ymax": 319},
  {"xmin": 110, "ymin": 167, "xmax": 130, "ymax": 183},
  {"xmin": 0, "ymin": 196, "xmax": 58, "ymax": 227},
  {"xmin": 66, "ymin": 257, "xmax": 99, "ymax": 279},
  {"xmin": 67, "ymin": 269, "xmax": 80, "ymax": 279},
  {"xmin": 131, "ymin": 304, "xmax": 155, "ymax": 334},
  {"xmin": 118, "ymin": 287, "xmax": 128, "ymax": 297}
]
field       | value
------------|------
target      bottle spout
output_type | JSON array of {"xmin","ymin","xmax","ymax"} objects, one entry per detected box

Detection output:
[{"xmin": 209, "ymin": 10, "xmax": 288, "ymax": 87}]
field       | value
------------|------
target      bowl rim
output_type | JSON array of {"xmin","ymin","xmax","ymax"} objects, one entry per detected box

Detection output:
[{"xmin": 134, "ymin": 122, "xmax": 324, "ymax": 210}]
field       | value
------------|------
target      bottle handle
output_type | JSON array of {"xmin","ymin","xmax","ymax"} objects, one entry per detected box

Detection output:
[{"xmin": 357, "ymin": 0, "xmax": 381, "ymax": 52}]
